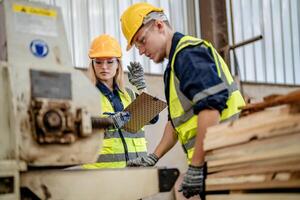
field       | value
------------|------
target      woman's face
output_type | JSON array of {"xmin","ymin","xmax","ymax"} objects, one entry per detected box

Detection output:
[{"xmin": 92, "ymin": 57, "xmax": 119, "ymax": 82}]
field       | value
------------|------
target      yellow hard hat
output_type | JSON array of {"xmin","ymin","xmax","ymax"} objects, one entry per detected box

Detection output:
[
  {"xmin": 120, "ymin": 3, "xmax": 163, "ymax": 51},
  {"xmin": 88, "ymin": 34, "xmax": 122, "ymax": 58}
]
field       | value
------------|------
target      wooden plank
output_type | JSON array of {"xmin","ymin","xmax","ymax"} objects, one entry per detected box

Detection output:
[
  {"xmin": 207, "ymin": 171, "xmax": 300, "ymax": 190},
  {"xmin": 205, "ymin": 115, "xmax": 300, "ymax": 151},
  {"xmin": 206, "ymin": 133, "xmax": 300, "ymax": 167},
  {"xmin": 206, "ymin": 105, "xmax": 291, "ymax": 137},
  {"xmin": 208, "ymin": 171, "xmax": 300, "ymax": 184},
  {"xmin": 206, "ymin": 180, "xmax": 300, "ymax": 191},
  {"xmin": 204, "ymin": 106, "xmax": 300, "ymax": 151},
  {"xmin": 208, "ymin": 156, "xmax": 300, "ymax": 173},
  {"xmin": 208, "ymin": 162, "xmax": 300, "ymax": 178},
  {"xmin": 207, "ymin": 194, "xmax": 300, "ymax": 200},
  {"xmin": 208, "ymin": 174, "xmax": 267, "ymax": 185}
]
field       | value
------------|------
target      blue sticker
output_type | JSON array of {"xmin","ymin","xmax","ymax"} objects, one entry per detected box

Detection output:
[{"xmin": 30, "ymin": 39, "xmax": 49, "ymax": 58}]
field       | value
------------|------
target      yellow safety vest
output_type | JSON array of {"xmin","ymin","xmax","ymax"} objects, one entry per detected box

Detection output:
[
  {"xmin": 83, "ymin": 88, "xmax": 147, "ymax": 169},
  {"xmin": 169, "ymin": 36, "xmax": 245, "ymax": 163}
]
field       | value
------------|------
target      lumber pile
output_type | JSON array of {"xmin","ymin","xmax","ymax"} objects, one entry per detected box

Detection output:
[{"xmin": 204, "ymin": 90, "xmax": 300, "ymax": 199}]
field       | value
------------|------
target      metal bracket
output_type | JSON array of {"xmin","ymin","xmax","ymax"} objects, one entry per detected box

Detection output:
[{"xmin": 158, "ymin": 168, "xmax": 179, "ymax": 192}]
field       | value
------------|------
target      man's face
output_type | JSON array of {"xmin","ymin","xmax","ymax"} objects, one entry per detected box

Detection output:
[{"xmin": 132, "ymin": 21, "xmax": 166, "ymax": 63}]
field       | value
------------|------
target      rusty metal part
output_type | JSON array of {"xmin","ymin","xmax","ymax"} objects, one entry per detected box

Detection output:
[
  {"xmin": 91, "ymin": 117, "xmax": 114, "ymax": 129},
  {"xmin": 37, "ymin": 108, "xmax": 65, "ymax": 135},
  {"xmin": 31, "ymin": 99, "xmax": 77, "ymax": 144},
  {"xmin": 76, "ymin": 108, "xmax": 92, "ymax": 137},
  {"xmin": 44, "ymin": 110, "xmax": 62, "ymax": 129},
  {"xmin": 229, "ymin": 35, "xmax": 263, "ymax": 50},
  {"xmin": 30, "ymin": 98, "xmax": 114, "ymax": 144},
  {"xmin": 240, "ymin": 89, "xmax": 300, "ymax": 115}
]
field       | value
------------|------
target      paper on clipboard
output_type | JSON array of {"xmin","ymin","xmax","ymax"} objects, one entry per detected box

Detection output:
[{"xmin": 123, "ymin": 92, "xmax": 167, "ymax": 133}]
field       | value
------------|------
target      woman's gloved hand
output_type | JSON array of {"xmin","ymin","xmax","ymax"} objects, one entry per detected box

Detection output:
[
  {"xmin": 127, "ymin": 153, "xmax": 159, "ymax": 167},
  {"xmin": 104, "ymin": 111, "xmax": 131, "ymax": 129},
  {"xmin": 127, "ymin": 61, "xmax": 147, "ymax": 92}
]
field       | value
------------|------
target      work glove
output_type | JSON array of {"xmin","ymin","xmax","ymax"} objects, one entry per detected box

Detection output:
[
  {"xmin": 104, "ymin": 111, "xmax": 131, "ymax": 129},
  {"xmin": 127, "ymin": 61, "xmax": 146, "ymax": 91},
  {"xmin": 127, "ymin": 153, "xmax": 159, "ymax": 167},
  {"xmin": 179, "ymin": 163, "xmax": 207, "ymax": 199}
]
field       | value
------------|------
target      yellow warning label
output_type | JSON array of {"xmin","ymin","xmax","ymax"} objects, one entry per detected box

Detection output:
[{"xmin": 13, "ymin": 3, "xmax": 57, "ymax": 18}]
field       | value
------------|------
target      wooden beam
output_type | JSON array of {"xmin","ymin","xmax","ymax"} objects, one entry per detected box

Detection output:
[
  {"xmin": 205, "ymin": 105, "xmax": 300, "ymax": 151},
  {"xmin": 206, "ymin": 179, "xmax": 300, "ymax": 191},
  {"xmin": 208, "ymin": 162, "xmax": 300, "ymax": 178},
  {"xmin": 207, "ymin": 194, "xmax": 300, "ymax": 200},
  {"xmin": 208, "ymin": 156, "xmax": 300, "ymax": 173},
  {"xmin": 206, "ymin": 133, "xmax": 300, "ymax": 167}
]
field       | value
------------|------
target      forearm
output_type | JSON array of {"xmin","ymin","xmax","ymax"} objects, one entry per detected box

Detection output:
[
  {"xmin": 153, "ymin": 121, "xmax": 178, "ymax": 159},
  {"xmin": 191, "ymin": 109, "xmax": 220, "ymax": 166}
]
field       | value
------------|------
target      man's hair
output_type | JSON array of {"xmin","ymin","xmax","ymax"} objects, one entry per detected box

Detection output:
[{"xmin": 143, "ymin": 11, "xmax": 171, "ymax": 28}]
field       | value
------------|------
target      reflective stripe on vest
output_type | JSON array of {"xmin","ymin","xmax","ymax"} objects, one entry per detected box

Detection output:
[
  {"xmin": 104, "ymin": 130, "xmax": 145, "ymax": 139},
  {"xmin": 169, "ymin": 36, "xmax": 245, "ymax": 159},
  {"xmin": 97, "ymin": 152, "xmax": 147, "ymax": 162}
]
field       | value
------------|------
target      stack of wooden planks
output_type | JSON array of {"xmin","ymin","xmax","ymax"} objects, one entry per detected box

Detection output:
[{"xmin": 205, "ymin": 90, "xmax": 300, "ymax": 199}]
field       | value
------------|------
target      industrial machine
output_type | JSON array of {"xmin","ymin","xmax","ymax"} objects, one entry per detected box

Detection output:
[{"xmin": 0, "ymin": 0, "xmax": 178, "ymax": 199}]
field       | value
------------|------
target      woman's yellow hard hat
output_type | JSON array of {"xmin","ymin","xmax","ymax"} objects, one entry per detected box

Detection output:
[{"xmin": 89, "ymin": 34, "xmax": 122, "ymax": 58}]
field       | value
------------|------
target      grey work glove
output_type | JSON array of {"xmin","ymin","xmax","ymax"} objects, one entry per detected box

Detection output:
[
  {"xmin": 179, "ymin": 163, "xmax": 207, "ymax": 199},
  {"xmin": 104, "ymin": 111, "xmax": 131, "ymax": 129},
  {"xmin": 127, "ymin": 61, "xmax": 146, "ymax": 91},
  {"xmin": 127, "ymin": 153, "xmax": 159, "ymax": 167}
]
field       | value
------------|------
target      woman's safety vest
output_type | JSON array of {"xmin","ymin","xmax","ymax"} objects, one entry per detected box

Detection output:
[
  {"xmin": 169, "ymin": 36, "xmax": 245, "ymax": 163},
  {"xmin": 83, "ymin": 88, "xmax": 147, "ymax": 169}
]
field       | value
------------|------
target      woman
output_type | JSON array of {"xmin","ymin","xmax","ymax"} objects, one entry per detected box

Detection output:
[{"xmin": 82, "ymin": 34, "xmax": 155, "ymax": 169}]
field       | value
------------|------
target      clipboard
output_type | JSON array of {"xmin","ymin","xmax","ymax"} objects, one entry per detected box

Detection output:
[{"xmin": 123, "ymin": 92, "xmax": 167, "ymax": 133}]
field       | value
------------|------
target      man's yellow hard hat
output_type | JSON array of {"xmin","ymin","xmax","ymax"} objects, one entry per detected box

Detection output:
[
  {"xmin": 89, "ymin": 34, "xmax": 122, "ymax": 58},
  {"xmin": 120, "ymin": 2, "xmax": 163, "ymax": 51}
]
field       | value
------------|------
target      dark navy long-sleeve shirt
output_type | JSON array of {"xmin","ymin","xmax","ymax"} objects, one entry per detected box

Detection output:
[
  {"xmin": 96, "ymin": 81, "xmax": 124, "ymax": 112},
  {"xmin": 164, "ymin": 32, "xmax": 229, "ymax": 119}
]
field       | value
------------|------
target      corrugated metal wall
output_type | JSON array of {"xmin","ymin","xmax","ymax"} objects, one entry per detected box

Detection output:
[
  {"xmin": 28, "ymin": 0, "xmax": 300, "ymax": 85},
  {"xmin": 227, "ymin": 0, "xmax": 300, "ymax": 85},
  {"xmin": 29, "ymin": 0, "xmax": 199, "ymax": 75}
]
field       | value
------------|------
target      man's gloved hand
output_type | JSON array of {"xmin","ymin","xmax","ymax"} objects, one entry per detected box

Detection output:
[
  {"xmin": 127, "ymin": 61, "xmax": 146, "ymax": 91},
  {"xmin": 179, "ymin": 163, "xmax": 207, "ymax": 199},
  {"xmin": 104, "ymin": 111, "xmax": 130, "ymax": 129},
  {"xmin": 127, "ymin": 153, "xmax": 159, "ymax": 167}
]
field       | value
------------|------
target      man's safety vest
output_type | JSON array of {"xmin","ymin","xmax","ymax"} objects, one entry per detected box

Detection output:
[
  {"xmin": 169, "ymin": 36, "xmax": 245, "ymax": 163},
  {"xmin": 83, "ymin": 88, "xmax": 147, "ymax": 168}
]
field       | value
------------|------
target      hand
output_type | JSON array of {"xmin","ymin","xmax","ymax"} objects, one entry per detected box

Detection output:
[
  {"xmin": 127, "ymin": 153, "xmax": 159, "ymax": 167},
  {"xmin": 179, "ymin": 163, "xmax": 206, "ymax": 199},
  {"xmin": 127, "ymin": 61, "xmax": 146, "ymax": 91},
  {"xmin": 107, "ymin": 111, "xmax": 130, "ymax": 129}
]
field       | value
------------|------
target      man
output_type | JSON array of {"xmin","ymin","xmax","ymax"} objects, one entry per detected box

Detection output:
[{"xmin": 120, "ymin": 3, "xmax": 245, "ymax": 199}]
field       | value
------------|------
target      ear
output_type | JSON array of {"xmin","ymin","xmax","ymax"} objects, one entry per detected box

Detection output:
[{"xmin": 154, "ymin": 20, "xmax": 165, "ymax": 33}]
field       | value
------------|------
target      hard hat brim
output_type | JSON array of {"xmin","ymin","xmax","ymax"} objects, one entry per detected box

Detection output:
[
  {"xmin": 126, "ymin": 43, "xmax": 133, "ymax": 51},
  {"xmin": 89, "ymin": 51, "xmax": 122, "ymax": 59}
]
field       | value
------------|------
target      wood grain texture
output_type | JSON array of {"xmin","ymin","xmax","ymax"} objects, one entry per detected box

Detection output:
[
  {"xmin": 206, "ymin": 133, "xmax": 300, "ymax": 167},
  {"xmin": 205, "ymin": 105, "xmax": 300, "ymax": 151}
]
